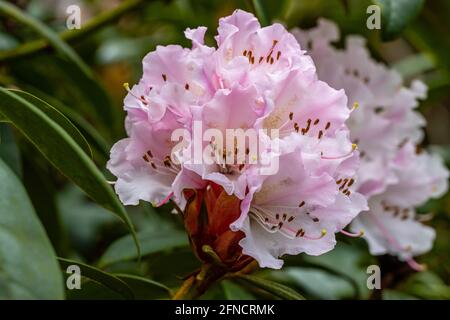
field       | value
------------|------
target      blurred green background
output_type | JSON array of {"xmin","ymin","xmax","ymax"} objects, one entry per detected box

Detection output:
[{"xmin": 0, "ymin": 0, "xmax": 449, "ymax": 300}]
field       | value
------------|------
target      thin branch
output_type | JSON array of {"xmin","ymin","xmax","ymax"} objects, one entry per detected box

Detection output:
[{"xmin": 0, "ymin": 0, "xmax": 145, "ymax": 62}]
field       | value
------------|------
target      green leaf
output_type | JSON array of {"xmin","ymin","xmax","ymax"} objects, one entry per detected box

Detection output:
[
  {"xmin": 11, "ymin": 56, "xmax": 116, "ymax": 131},
  {"xmin": 22, "ymin": 155, "xmax": 68, "ymax": 256},
  {"xmin": 115, "ymin": 274, "xmax": 172, "ymax": 299},
  {"xmin": 291, "ymin": 243, "xmax": 375, "ymax": 299},
  {"xmin": 270, "ymin": 267, "xmax": 355, "ymax": 300},
  {"xmin": 0, "ymin": 88, "xmax": 140, "ymax": 257},
  {"xmin": 65, "ymin": 274, "xmax": 171, "ymax": 300},
  {"xmin": 0, "ymin": 158, "xmax": 64, "ymax": 299},
  {"xmin": 0, "ymin": 0, "xmax": 92, "ymax": 77},
  {"xmin": 58, "ymin": 257, "xmax": 134, "ymax": 300},
  {"xmin": 235, "ymin": 274, "xmax": 305, "ymax": 300},
  {"xmin": 8, "ymin": 89, "xmax": 93, "ymax": 159},
  {"xmin": 144, "ymin": 248, "xmax": 200, "ymax": 288},
  {"xmin": 399, "ymin": 271, "xmax": 450, "ymax": 300},
  {"xmin": 57, "ymin": 185, "xmax": 117, "ymax": 255},
  {"xmin": 0, "ymin": 2, "xmax": 117, "ymax": 129},
  {"xmin": 99, "ymin": 229, "xmax": 188, "ymax": 268},
  {"xmin": 37, "ymin": 57, "xmax": 117, "ymax": 131},
  {"xmin": 20, "ymin": 86, "xmax": 110, "ymax": 161},
  {"xmin": 0, "ymin": 123, "xmax": 21, "ymax": 177},
  {"xmin": 392, "ymin": 53, "xmax": 435, "ymax": 78},
  {"xmin": 222, "ymin": 280, "xmax": 256, "ymax": 300},
  {"xmin": 65, "ymin": 280, "xmax": 124, "ymax": 300},
  {"xmin": 382, "ymin": 289, "xmax": 419, "ymax": 300},
  {"xmin": 250, "ymin": 0, "xmax": 269, "ymax": 26},
  {"xmin": 375, "ymin": 0, "xmax": 424, "ymax": 40}
]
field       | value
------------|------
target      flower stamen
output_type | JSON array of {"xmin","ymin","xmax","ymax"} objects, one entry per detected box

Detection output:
[
  {"xmin": 123, "ymin": 83, "xmax": 149, "ymax": 105},
  {"xmin": 341, "ymin": 229, "xmax": 365, "ymax": 238}
]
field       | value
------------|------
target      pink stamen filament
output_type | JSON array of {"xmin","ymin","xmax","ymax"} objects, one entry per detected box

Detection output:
[
  {"xmin": 144, "ymin": 155, "xmax": 180, "ymax": 176},
  {"xmin": 250, "ymin": 206, "xmax": 326, "ymax": 240},
  {"xmin": 367, "ymin": 212, "xmax": 424, "ymax": 271},
  {"xmin": 406, "ymin": 258, "xmax": 426, "ymax": 272},
  {"xmin": 321, "ymin": 144, "xmax": 357, "ymax": 160},
  {"xmin": 415, "ymin": 212, "xmax": 434, "ymax": 222},
  {"xmin": 156, "ymin": 191, "xmax": 174, "ymax": 207},
  {"xmin": 255, "ymin": 204, "xmax": 319, "ymax": 224},
  {"xmin": 341, "ymin": 229, "xmax": 364, "ymax": 238},
  {"xmin": 278, "ymin": 117, "xmax": 294, "ymax": 132},
  {"xmin": 123, "ymin": 83, "xmax": 149, "ymax": 105},
  {"xmin": 367, "ymin": 212, "xmax": 405, "ymax": 251}
]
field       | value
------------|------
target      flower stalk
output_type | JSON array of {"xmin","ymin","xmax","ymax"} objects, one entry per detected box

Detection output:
[{"xmin": 173, "ymin": 263, "xmax": 228, "ymax": 300}]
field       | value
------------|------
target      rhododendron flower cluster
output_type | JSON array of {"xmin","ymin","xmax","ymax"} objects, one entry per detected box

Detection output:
[
  {"xmin": 293, "ymin": 20, "xmax": 449, "ymax": 268},
  {"xmin": 108, "ymin": 10, "xmax": 368, "ymax": 269}
]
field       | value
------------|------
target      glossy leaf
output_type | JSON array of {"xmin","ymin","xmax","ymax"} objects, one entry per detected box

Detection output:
[
  {"xmin": 57, "ymin": 185, "xmax": 117, "ymax": 255},
  {"xmin": 99, "ymin": 229, "xmax": 188, "ymax": 268},
  {"xmin": 270, "ymin": 267, "xmax": 355, "ymax": 300},
  {"xmin": 0, "ymin": 158, "xmax": 64, "ymax": 299},
  {"xmin": 0, "ymin": 123, "xmax": 21, "ymax": 177},
  {"xmin": 21, "ymin": 86, "xmax": 111, "ymax": 161},
  {"xmin": 22, "ymin": 155, "xmax": 68, "ymax": 256},
  {"xmin": 8, "ymin": 89, "xmax": 93, "ymax": 159},
  {"xmin": 65, "ymin": 280, "xmax": 124, "ymax": 300},
  {"xmin": 250, "ymin": 0, "xmax": 269, "ymax": 26},
  {"xmin": 115, "ymin": 274, "xmax": 172, "ymax": 299},
  {"xmin": 0, "ymin": 88, "xmax": 140, "ymax": 256},
  {"xmin": 11, "ymin": 56, "xmax": 116, "ymax": 130},
  {"xmin": 235, "ymin": 274, "xmax": 305, "ymax": 300},
  {"xmin": 375, "ymin": 0, "xmax": 424, "ymax": 40},
  {"xmin": 222, "ymin": 280, "xmax": 256, "ymax": 300},
  {"xmin": 58, "ymin": 257, "xmax": 134, "ymax": 300},
  {"xmin": 65, "ymin": 274, "xmax": 171, "ymax": 300}
]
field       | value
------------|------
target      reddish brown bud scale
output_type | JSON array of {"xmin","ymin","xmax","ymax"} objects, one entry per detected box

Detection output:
[{"xmin": 182, "ymin": 183, "xmax": 253, "ymax": 271}]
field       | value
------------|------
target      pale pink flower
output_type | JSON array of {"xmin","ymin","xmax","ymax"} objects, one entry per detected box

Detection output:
[
  {"xmin": 108, "ymin": 11, "xmax": 367, "ymax": 269},
  {"xmin": 107, "ymin": 109, "xmax": 205, "ymax": 207},
  {"xmin": 293, "ymin": 20, "xmax": 449, "ymax": 267},
  {"xmin": 234, "ymin": 134, "xmax": 367, "ymax": 268}
]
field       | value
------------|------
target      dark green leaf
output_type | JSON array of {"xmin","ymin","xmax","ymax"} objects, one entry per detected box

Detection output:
[
  {"xmin": 144, "ymin": 248, "xmax": 200, "ymax": 288},
  {"xmin": 0, "ymin": 158, "xmax": 64, "ymax": 299},
  {"xmin": 375, "ymin": 0, "xmax": 424, "ymax": 40},
  {"xmin": 392, "ymin": 53, "xmax": 434, "ymax": 78},
  {"xmin": 222, "ymin": 280, "xmax": 256, "ymax": 300},
  {"xmin": 11, "ymin": 56, "xmax": 116, "ymax": 131},
  {"xmin": 115, "ymin": 274, "xmax": 172, "ymax": 299},
  {"xmin": 235, "ymin": 274, "xmax": 305, "ymax": 300},
  {"xmin": 65, "ymin": 273, "xmax": 171, "ymax": 300},
  {"xmin": 99, "ymin": 229, "xmax": 188, "ymax": 268},
  {"xmin": 269, "ymin": 267, "xmax": 355, "ymax": 300},
  {"xmin": 0, "ymin": 88, "xmax": 140, "ymax": 256},
  {"xmin": 57, "ymin": 185, "xmax": 117, "ymax": 256},
  {"xmin": 58, "ymin": 257, "xmax": 134, "ymax": 300},
  {"xmin": 382, "ymin": 289, "xmax": 419, "ymax": 300},
  {"xmin": 300, "ymin": 243, "xmax": 374, "ymax": 299},
  {"xmin": 0, "ymin": 123, "xmax": 21, "ymax": 177},
  {"xmin": 250, "ymin": 0, "xmax": 269, "ymax": 26},
  {"xmin": 22, "ymin": 155, "xmax": 68, "ymax": 256},
  {"xmin": 21, "ymin": 86, "xmax": 111, "ymax": 161},
  {"xmin": 398, "ymin": 271, "xmax": 450, "ymax": 300},
  {"xmin": 66, "ymin": 280, "xmax": 124, "ymax": 300}
]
